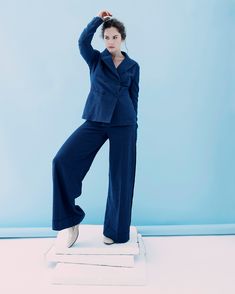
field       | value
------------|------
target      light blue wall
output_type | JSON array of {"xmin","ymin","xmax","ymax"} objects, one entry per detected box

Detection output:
[{"xmin": 0, "ymin": 0, "xmax": 234, "ymax": 235}]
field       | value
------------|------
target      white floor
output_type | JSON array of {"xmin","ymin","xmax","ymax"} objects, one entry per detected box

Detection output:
[{"xmin": 0, "ymin": 235, "xmax": 234, "ymax": 293}]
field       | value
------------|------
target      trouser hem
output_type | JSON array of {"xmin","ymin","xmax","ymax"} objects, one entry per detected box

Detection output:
[
  {"xmin": 103, "ymin": 225, "xmax": 130, "ymax": 243},
  {"xmin": 52, "ymin": 213, "xmax": 85, "ymax": 231}
]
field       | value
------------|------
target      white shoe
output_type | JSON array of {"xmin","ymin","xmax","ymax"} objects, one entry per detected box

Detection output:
[
  {"xmin": 55, "ymin": 224, "xmax": 79, "ymax": 249},
  {"xmin": 103, "ymin": 235, "xmax": 115, "ymax": 245}
]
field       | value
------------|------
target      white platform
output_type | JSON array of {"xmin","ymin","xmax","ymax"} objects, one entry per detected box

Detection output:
[
  {"xmin": 44, "ymin": 225, "xmax": 147, "ymax": 285},
  {"xmin": 48, "ymin": 233, "xmax": 147, "ymax": 286}
]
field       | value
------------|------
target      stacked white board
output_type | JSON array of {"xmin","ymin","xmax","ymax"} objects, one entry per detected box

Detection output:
[{"xmin": 44, "ymin": 225, "xmax": 147, "ymax": 285}]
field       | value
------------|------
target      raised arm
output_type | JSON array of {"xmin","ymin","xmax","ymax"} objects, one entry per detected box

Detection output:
[
  {"xmin": 78, "ymin": 10, "xmax": 112, "ymax": 68},
  {"xmin": 78, "ymin": 16, "xmax": 103, "ymax": 68}
]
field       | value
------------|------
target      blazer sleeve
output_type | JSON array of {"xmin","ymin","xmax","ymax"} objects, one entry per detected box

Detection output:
[
  {"xmin": 129, "ymin": 63, "xmax": 140, "ymax": 115},
  {"xmin": 78, "ymin": 16, "xmax": 104, "ymax": 68}
]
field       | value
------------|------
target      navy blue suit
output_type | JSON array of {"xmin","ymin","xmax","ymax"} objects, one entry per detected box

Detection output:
[{"xmin": 52, "ymin": 16, "xmax": 140, "ymax": 243}]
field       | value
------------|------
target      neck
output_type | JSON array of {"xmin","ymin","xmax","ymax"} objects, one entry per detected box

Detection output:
[{"xmin": 110, "ymin": 49, "xmax": 124, "ymax": 59}]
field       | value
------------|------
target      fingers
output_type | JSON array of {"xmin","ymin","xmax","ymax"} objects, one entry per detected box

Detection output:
[
  {"xmin": 98, "ymin": 10, "xmax": 113, "ymax": 19},
  {"xmin": 103, "ymin": 10, "xmax": 112, "ymax": 16}
]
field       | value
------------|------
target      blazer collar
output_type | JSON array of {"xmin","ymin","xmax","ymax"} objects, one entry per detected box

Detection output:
[{"xmin": 100, "ymin": 48, "xmax": 136, "ymax": 79}]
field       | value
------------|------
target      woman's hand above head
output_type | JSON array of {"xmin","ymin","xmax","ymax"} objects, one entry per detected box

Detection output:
[{"xmin": 97, "ymin": 10, "xmax": 112, "ymax": 21}]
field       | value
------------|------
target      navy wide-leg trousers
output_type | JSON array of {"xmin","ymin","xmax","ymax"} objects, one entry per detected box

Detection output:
[{"xmin": 52, "ymin": 120, "xmax": 138, "ymax": 243}]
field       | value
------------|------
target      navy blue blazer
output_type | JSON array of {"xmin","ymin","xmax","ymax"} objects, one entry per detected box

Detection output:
[{"xmin": 78, "ymin": 16, "xmax": 140, "ymax": 125}]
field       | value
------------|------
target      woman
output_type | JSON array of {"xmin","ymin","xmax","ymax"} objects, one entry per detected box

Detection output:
[{"xmin": 52, "ymin": 10, "xmax": 140, "ymax": 248}]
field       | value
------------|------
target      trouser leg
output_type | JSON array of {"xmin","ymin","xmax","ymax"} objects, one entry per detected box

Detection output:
[
  {"xmin": 103, "ymin": 124, "xmax": 138, "ymax": 243},
  {"xmin": 52, "ymin": 120, "xmax": 107, "ymax": 230}
]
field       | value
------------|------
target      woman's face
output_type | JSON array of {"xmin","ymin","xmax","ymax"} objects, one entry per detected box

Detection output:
[{"xmin": 104, "ymin": 27, "xmax": 123, "ymax": 53}]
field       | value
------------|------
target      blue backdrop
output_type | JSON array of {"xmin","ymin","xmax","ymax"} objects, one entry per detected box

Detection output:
[{"xmin": 0, "ymin": 0, "xmax": 234, "ymax": 237}]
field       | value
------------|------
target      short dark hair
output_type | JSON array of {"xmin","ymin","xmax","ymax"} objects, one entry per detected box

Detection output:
[{"xmin": 101, "ymin": 18, "xmax": 126, "ymax": 40}]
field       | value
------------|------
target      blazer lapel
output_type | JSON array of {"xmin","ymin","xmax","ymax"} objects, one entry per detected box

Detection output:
[{"xmin": 100, "ymin": 48, "xmax": 136, "ymax": 79}]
